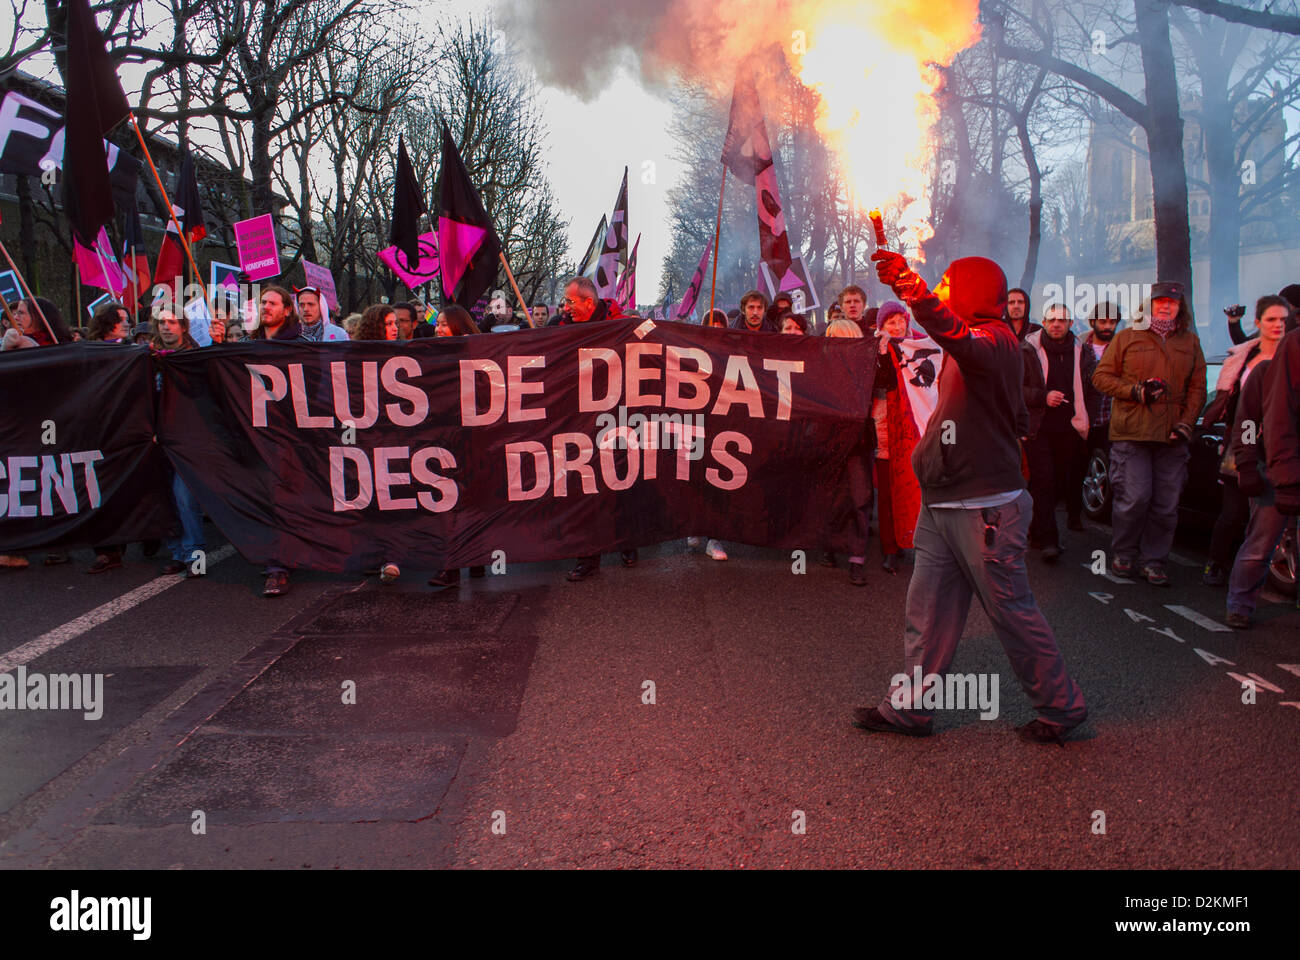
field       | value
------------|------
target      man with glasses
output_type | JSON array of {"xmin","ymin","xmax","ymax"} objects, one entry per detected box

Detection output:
[{"xmin": 556, "ymin": 276, "xmax": 637, "ymax": 580}]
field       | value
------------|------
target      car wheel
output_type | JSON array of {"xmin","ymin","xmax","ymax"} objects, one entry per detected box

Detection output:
[
  {"xmin": 1082, "ymin": 446, "xmax": 1111, "ymax": 521},
  {"xmin": 1267, "ymin": 525, "xmax": 1297, "ymax": 598}
]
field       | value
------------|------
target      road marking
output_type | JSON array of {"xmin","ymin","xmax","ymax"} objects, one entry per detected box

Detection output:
[
  {"xmin": 1164, "ymin": 604, "xmax": 1232, "ymax": 633},
  {"xmin": 0, "ymin": 545, "xmax": 236, "ymax": 672},
  {"xmin": 1079, "ymin": 563, "xmax": 1134, "ymax": 585},
  {"xmin": 1167, "ymin": 552, "xmax": 1199, "ymax": 568}
]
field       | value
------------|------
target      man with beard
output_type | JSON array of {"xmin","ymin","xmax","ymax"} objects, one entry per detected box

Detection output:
[
  {"xmin": 1004, "ymin": 287, "xmax": 1041, "ymax": 342},
  {"xmin": 1079, "ymin": 301, "xmax": 1123, "ymax": 449},
  {"xmin": 734, "ymin": 290, "xmax": 770, "ymax": 332},
  {"xmin": 294, "ymin": 286, "xmax": 348, "ymax": 342},
  {"xmin": 852, "ymin": 251, "xmax": 1088, "ymax": 744},
  {"xmin": 1022, "ymin": 302, "xmax": 1090, "ymax": 561}
]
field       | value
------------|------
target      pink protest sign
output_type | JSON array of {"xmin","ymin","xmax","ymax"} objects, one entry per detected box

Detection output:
[
  {"xmin": 301, "ymin": 259, "xmax": 340, "ymax": 311},
  {"xmin": 377, "ymin": 231, "xmax": 440, "ymax": 291},
  {"xmin": 233, "ymin": 214, "xmax": 281, "ymax": 282}
]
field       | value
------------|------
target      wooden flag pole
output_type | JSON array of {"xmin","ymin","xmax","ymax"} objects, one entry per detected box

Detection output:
[
  {"xmin": 129, "ymin": 115, "xmax": 217, "ymax": 323},
  {"xmin": 708, "ymin": 166, "xmax": 727, "ymax": 322},
  {"xmin": 0, "ymin": 237, "xmax": 55, "ymax": 341},
  {"xmin": 499, "ymin": 252, "xmax": 534, "ymax": 328}
]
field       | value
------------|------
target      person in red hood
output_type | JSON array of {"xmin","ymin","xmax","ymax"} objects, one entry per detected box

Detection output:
[
  {"xmin": 852, "ymin": 252, "xmax": 1088, "ymax": 745},
  {"xmin": 559, "ymin": 276, "xmax": 637, "ymax": 580}
]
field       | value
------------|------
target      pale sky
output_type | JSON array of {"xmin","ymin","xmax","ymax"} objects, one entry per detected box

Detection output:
[{"xmin": 438, "ymin": 0, "xmax": 680, "ymax": 303}]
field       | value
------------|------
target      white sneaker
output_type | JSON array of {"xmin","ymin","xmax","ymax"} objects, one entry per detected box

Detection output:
[
  {"xmin": 705, "ymin": 539, "xmax": 728, "ymax": 561},
  {"xmin": 379, "ymin": 562, "xmax": 400, "ymax": 583},
  {"xmin": 687, "ymin": 536, "xmax": 703, "ymax": 549}
]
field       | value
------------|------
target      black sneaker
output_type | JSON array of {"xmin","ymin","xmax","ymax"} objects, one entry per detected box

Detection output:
[
  {"xmin": 881, "ymin": 553, "xmax": 899, "ymax": 575},
  {"xmin": 566, "ymin": 559, "xmax": 599, "ymax": 582},
  {"xmin": 849, "ymin": 562, "xmax": 867, "ymax": 586},
  {"xmin": 1016, "ymin": 718, "xmax": 1083, "ymax": 746},
  {"xmin": 427, "ymin": 568, "xmax": 461, "ymax": 589},
  {"xmin": 161, "ymin": 560, "xmax": 187, "ymax": 575},
  {"xmin": 87, "ymin": 553, "xmax": 123, "ymax": 574},
  {"xmin": 1042, "ymin": 544, "xmax": 1062, "ymax": 563},
  {"xmin": 819, "ymin": 551, "xmax": 837, "ymax": 568},
  {"xmin": 851, "ymin": 706, "xmax": 931, "ymax": 737},
  {"xmin": 1225, "ymin": 611, "xmax": 1251, "ymax": 630},
  {"xmin": 1140, "ymin": 563, "xmax": 1170, "ymax": 587},
  {"xmin": 1202, "ymin": 562, "xmax": 1227, "ymax": 586},
  {"xmin": 262, "ymin": 571, "xmax": 290, "ymax": 597},
  {"xmin": 620, "ymin": 549, "xmax": 638, "ymax": 568}
]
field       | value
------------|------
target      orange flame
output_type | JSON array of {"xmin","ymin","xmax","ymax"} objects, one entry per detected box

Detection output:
[{"xmin": 789, "ymin": 1, "xmax": 981, "ymax": 259}]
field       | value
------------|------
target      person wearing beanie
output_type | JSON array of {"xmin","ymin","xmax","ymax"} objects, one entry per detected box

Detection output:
[
  {"xmin": 871, "ymin": 300, "xmax": 922, "ymax": 573},
  {"xmin": 1091, "ymin": 280, "xmax": 1206, "ymax": 586},
  {"xmin": 852, "ymin": 252, "xmax": 1088, "ymax": 745}
]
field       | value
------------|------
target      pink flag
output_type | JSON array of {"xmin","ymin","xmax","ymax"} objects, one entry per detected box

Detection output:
[
  {"xmin": 73, "ymin": 226, "xmax": 127, "ymax": 295},
  {"xmin": 674, "ymin": 244, "xmax": 711, "ymax": 320},
  {"xmin": 615, "ymin": 234, "xmax": 640, "ymax": 312},
  {"xmin": 377, "ymin": 231, "xmax": 440, "ymax": 291}
]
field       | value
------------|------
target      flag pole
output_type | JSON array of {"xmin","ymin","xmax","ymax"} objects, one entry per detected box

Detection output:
[
  {"xmin": 499, "ymin": 252, "xmax": 534, "ymax": 328},
  {"xmin": 708, "ymin": 166, "xmax": 727, "ymax": 321},
  {"xmin": 0, "ymin": 238, "xmax": 55, "ymax": 341},
  {"xmin": 128, "ymin": 114, "xmax": 216, "ymax": 322}
]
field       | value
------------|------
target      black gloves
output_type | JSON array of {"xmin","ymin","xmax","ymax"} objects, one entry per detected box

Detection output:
[
  {"xmin": 1131, "ymin": 378, "xmax": 1168, "ymax": 405},
  {"xmin": 1236, "ymin": 461, "xmax": 1266, "ymax": 498}
]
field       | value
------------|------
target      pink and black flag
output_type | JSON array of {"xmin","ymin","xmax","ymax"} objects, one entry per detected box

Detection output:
[
  {"xmin": 614, "ymin": 233, "xmax": 639, "ymax": 312},
  {"xmin": 437, "ymin": 122, "xmax": 502, "ymax": 309},
  {"xmin": 389, "ymin": 134, "xmax": 428, "ymax": 267},
  {"xmin": 63, "ymin": 0, "xmax": 130, "ymax": 263},
  {"xmin": 674, "ymin": 244, "xmax": 711, "ymax": 320},
  {"xmin": 721, "ymin": 64, "xmax": 794, "ymax": 285},
  {"xmin": 594, "ymin": 168, "xmax": 628, "ymax": 298}
]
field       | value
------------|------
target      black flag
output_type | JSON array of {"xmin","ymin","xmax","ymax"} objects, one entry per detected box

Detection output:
[
  {"xmin": 437, "ymin": 122, "xmax": 503, "ymax": 310},
  {"xmin": 62, "ymin": 0, "xmax": 131, "ymax": 246},
  {"xmin": 389, "ymin": 134, "xmax": 428, "ymax": 266}
]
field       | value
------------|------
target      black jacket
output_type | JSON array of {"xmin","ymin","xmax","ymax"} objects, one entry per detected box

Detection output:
[
  {"xmin": 1264, "ymin": 328, "xmax": 1300, "ymax": 490},
  {"xmin": 908, "ymin": 291, "xmax": 1029, "ymax": 504}
]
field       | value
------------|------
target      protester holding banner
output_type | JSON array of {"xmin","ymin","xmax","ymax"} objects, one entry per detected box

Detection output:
[
  {"xmin": 562, "ymin": 277, "xmax": 638, "ymax": 581},
  {"xmin": 821, "ymin": 317, "xmax": 873, "ymax": 584},
  {"xmin": 733, "ymin": 290, "xmax": 771, "ymax": 332},
  {"xmin": 433, "ymin": 306, "xmax": 481, "ymax": 337},
  {"xmin": 704, "ymin": 309, "xmax": 728, "ymax": 327},
  {"xmin": 393, "ymin": 302, "xmax": 420, "ymax": 341},
  {"xmin": 88, "ymin": 302, "xmax": 132, "ymax": 343},
  {"xmin": 839, "ymin": 285, "xmax": 870, "ymax": 336},
  {"xmin": 855, "ymin": 250, "xmax": 1088, "ymax": 744},
  {"xmin": 355, "ymin": 304, "xmax": 399, "ymax": 341},
  {"xmin": 250, "ymin": 286, "xmax": 302, "ymax": 340},
  {"xmin": 294, "ymin": 286, "xmax": 348, "ymax": 342},
  {"xmin": 13, "ymin": 298, "xmax": 74, "ymax": 346},
  {"xmin": 781, "ymin": 313, "xmax": 808, "ymax": 335}
]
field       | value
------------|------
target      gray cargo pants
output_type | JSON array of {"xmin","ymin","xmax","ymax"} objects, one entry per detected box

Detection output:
[{"xmin": 877, "ymin": 490, "xmax": 1088, "ymax": 731}]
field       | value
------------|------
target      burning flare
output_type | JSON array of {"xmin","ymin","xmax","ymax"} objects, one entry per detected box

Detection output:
[{"xmin": 791, "ymin": 1, "xmax": 982, "ymax": 258}]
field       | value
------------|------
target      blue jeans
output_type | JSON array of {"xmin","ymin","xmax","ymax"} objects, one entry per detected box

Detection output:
[
  {"xmin": 876, "ymin": 490, "xmax": 1087, "ymax": 731},
  {"xmin": 167, "ymin": 473, "xmax": 205, "ymax": 564},
  {"xmin": 1109, "ymin": 440, "xmax": 1190, "ymax": 567},
  {"xmin": 1226, "ymin": 487, "xmax": 1295, "ymax": 617}
]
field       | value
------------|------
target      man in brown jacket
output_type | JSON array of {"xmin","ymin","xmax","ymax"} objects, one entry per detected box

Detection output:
[{"xmin": 1091, "ymin": 281, "xmax": 1207, "ymax": 585}]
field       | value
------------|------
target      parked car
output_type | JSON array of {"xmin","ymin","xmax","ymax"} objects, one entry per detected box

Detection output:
[{"xmin": 1080, "ymin": 358, "xmax": 1297, "ymax": 596}]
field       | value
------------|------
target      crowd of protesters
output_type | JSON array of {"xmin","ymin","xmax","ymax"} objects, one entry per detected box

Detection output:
[{"xmin": 3, "ymin": 264, "xmax": 1299, "ymax": 651}]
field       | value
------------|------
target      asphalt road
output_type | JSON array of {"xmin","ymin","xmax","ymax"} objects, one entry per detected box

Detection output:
[{"xmin": 0, "ymin": 513, "xmax": 1296, "ymax": 870}]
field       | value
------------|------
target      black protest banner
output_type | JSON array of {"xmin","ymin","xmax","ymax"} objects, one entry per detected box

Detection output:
[
  {"xmin": 0, "ymin": 344, "xmax": 175, "ymax": 551},
  {"xmin": 157, "ymin": 320, "xmax": 876, "ymax": 573}
]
